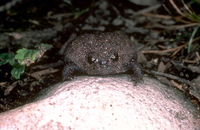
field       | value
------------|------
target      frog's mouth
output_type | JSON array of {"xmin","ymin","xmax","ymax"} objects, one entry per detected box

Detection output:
[
  {"xmin": 88, "ymin": 68, "xmax": 115, "ymax": 75},
  {"xmin": 88, "ymin": 62, "xmax": 122, "ymax": 75}
]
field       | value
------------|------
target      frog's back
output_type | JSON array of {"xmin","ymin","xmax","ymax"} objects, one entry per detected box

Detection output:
[{"xmin": 64, "ymin": 32, "xmax": 137, "ymax": 74}]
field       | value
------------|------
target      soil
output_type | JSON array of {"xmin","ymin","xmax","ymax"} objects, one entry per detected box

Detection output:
[{"xmin": 0, "ymin": 0, "xmax": 200, "ymax": 113}]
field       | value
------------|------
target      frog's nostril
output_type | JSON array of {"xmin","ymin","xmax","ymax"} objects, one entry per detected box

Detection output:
[{"xmin": 101, "ymin": 61, "xmax": 107, "ymax": 65}]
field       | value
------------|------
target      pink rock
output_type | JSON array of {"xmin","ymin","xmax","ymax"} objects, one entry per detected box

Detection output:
[{"xmin": 0, "ymin": 75, "xmax": 199, "ymax": 129}]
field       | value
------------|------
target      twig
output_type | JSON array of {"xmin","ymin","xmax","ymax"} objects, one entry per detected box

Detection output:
[
  {"xmin": 182, "ymin": 59, "xmax": 198, "ymax": 64},
  {"xmin": 162, "ymin": 4, "xmax": 172, "ymax": 15},
  {"xmin": 133, "ymin": 4, "xmax": 161, "ymax": 16},
  {"xmin": 150, "ymin": 70, "xmax": 194, "ymax": 87},
  {"xmin": 181, "ymin": 0, "xmax": 193, "ymax": 14},
  {"xmin": 169, "ymin": 0, "xmax": 186, "ymax": 17},
  {"xmin": 59, "ymin": 33, "xmax": 76, "ymax": 55},
  {"xmin": 147, "ymin": 22, "xmax": 200, "ymax": 30},
  {"xmin": 4, "ymin": 81, "xmax": 18, "ymax": 96},
  {"xmin": 171, "ymin": 36, "xmax": 200, "ymax": 57},
  {"xmin": 142, "ymin": 48, "xmax": 176, "ymax": 55},
  {"xmin": 142, "ymin": 36, "xmax": 200, "ymax": 56},
  {"xmin": 139, "ymin": 12, "xmax": 172, "ymax": 19}
]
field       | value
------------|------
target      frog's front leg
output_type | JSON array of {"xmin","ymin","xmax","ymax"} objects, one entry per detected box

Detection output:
[
  {"xmin": 130, "ymin": 62, "xmax": 143, "ymax": 84},
  {"xmin": 62, "ymin": 63, "xmax": 80, "ymax": 81}
]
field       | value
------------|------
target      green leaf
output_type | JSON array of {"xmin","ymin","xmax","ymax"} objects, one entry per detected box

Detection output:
[
  {"xmin": 63, "ymin": 0, "xmax": 73, "ymax": 7},
  {"xmin": 40, "ymin": 43, "xmax": 53, "ymax": 49},
  {"xmin": 15, "ymin": 44, "xmax": 52, "ymax": 66},
  {"xmin": 188, "ymin": 25, "xmax": 200, "ymax": 53},
  {"xmin": 16, "ymin": 48, "xmax": 39, "ymax": 66},
  {"xmin": 0, "ymin": 53, "xmax": 15, "ymax": 66},
  {"xmin": 37, "ymin": 43, "xmax": 53, "ymax": 51},
  {"xmin": 74, "ymin": 7, "xmax": 90, "ymax": 19},
  {"xmin": 11, "ymin": 64, "xmax": 25, "ymax": 79},
  {"xmin": 1, "ymin": 43, "xmax": 53, "ymax": 79},
  {"xmin": 63, "ymin": 0, "xmax": 75, "ymax": 12},
  {"xmin": 15, "ymin": 48, "xmax": 28, "ymax": 65},
  {"xmin": 63, "ymin": 0, "xmax": 92, "ymax": 19}
]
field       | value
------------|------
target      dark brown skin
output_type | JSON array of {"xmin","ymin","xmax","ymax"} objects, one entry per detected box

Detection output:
[{"xmin": 62, "ymin": 32, "xmax": 143, "ymax": 83}]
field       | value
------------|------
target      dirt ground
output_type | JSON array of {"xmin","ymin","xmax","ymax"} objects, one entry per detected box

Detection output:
[{"xmin": 0, "ymin": 0, "xmax": 200, "ymax": 114}]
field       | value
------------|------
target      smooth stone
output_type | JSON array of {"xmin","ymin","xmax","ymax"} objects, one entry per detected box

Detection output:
[{"xmin": 0, "ymin": 75, "xmax": 199, "ymax": 129}]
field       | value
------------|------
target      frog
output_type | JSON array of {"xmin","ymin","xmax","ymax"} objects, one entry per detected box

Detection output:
[{"xmin": 62, "ymin": 32, "xmax": 143, "ymax": 84}]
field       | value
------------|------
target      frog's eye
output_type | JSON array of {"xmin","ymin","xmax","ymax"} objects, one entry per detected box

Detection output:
[
  {"xmin": 88, "ymin": 56, "xmax": 98, "ymax": 64},
  {"xmin": 110, "ymin": 53, "xmax": 118, "ymax": 61}
]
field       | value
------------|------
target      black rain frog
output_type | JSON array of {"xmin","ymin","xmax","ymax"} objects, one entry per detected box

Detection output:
[{"xmin": 62, "ymin": 32, "xmax": 143, "ymax": 83}]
